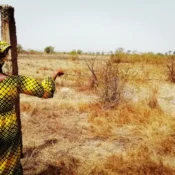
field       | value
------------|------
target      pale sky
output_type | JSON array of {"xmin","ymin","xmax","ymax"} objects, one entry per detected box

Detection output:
[{"xmin": 1, "ymin": 0, "xmax": 175, "ymax": 53}]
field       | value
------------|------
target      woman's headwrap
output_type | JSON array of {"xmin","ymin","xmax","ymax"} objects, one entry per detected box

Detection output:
[
  {"xmin": 0, "ymin": 41, "xmax": 11, "ymax": 53},
  {"xmin": 0, "ymin": 41, "xmax": 11, "ymax": 64}
]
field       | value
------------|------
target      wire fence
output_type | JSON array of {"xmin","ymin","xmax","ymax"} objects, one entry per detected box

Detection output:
[{"xmin": 64, "ymin": 73, "xmax": 164, "ymax": 81}]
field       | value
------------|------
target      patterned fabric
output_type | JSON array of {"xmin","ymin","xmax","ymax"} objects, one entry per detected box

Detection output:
[
  {"xmin": 0, "ymin": 75, "xmax": 55, "ymax": 175},
  {"xmin": 0, "ymin": 41, "xmax": 11, "ymax": 53}
]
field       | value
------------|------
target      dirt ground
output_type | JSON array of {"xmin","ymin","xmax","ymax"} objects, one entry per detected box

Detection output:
[{"xmin": 18, "ymin": 55, "xmax": 175, "ymax": 175}]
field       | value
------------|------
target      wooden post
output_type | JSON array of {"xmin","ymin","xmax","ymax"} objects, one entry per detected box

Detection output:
[{"xmin": 0, "ymin": 5, "xmax": 22, "ymax": 157}]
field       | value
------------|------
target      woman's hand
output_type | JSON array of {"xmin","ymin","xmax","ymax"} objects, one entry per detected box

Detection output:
[
  {"xmin": 57, "ymin": 69, "xmax": 64, "ymax": 76},
  {"xmin": 52, "ymin": 69, "xmax": 64, "ymax": 80}
]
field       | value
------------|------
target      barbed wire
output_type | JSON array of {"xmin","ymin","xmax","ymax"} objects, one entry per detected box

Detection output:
[
  {"xmin": 64, "ymin": 73, "xmax": 90, "ymax": 78},
  {"xmin": 64, "ymin": 73, "xmax": 164, "ymax": 81}
]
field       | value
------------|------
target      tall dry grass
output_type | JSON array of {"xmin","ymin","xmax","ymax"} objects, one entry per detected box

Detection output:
[{"xmin": 18, "ymin": 54, "xmax": 175, "ymax": 175}]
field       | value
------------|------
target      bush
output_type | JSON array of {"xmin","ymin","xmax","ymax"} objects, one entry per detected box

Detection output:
[
  {"xmin": 44, "ymin": 46, "xmax": 54, "ymax": 54},
  {"xmin": 97, "ymin": 61, "xmax": 124, "ymax": 106},
  {"xmin": 77, "ymin": 49, "xmax": 82, "ymax": 55},
  {"xmin": 84, "ymin": 58, "xmax": 126, "ymax": 107},
  {"xmin": 167, "ymin": 55, "xmax": 175, "ymax": 83},
  {"xmin": 69, "ymin": 50, "xmax": 78, "ymax": 60},
  {"xmin": 17, "ymin": 44, "xmax": 23, "ymax": 54}
]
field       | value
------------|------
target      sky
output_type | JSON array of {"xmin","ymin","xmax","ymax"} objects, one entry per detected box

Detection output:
[{"xmin": 0, "ymin": 0, "xmax": 175, "ymax": 53}]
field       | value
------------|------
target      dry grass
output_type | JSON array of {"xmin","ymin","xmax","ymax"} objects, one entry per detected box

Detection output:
[
  {"xmin": 104, "ymin": 145, "xmax": 175, "ymax": 175},
  {"xmin": 18, "ymin": 54, "xmax": 175, "ymax": 175}
]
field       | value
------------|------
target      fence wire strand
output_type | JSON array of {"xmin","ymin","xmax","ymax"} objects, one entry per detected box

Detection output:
[{"xmin": 64, "ymin": 73, "xmax": 163, "ymax": 81}]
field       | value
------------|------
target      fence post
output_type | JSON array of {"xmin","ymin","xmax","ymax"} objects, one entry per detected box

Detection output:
[{"xmin": 0, "ymin": 4, "xmax": 22, "ymax": 157}]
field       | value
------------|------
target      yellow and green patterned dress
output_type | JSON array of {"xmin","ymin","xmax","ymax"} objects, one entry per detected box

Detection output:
[{"xmin": 0, "ymin": 75, "xmax": 55, "ymax": 175}]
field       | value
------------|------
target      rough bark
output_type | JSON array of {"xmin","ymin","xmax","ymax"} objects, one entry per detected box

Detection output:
[{"xmin": 0, "ymin": 4, "xmax": 22, "ymax": 157}]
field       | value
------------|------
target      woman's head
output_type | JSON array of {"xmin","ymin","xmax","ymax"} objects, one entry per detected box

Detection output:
[{"xmin": 0, "ymin": 41, "xmax": 11, "ymax": 64}]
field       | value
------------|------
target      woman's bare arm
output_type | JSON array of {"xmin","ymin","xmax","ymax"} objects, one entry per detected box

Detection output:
[{"xmin": 52, "ymin": 69, "xmax": 64, "ymax": 80}]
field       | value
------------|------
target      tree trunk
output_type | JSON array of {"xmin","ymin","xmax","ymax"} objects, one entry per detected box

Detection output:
[{"xmin": 0, "ymin": 4, "xmax": 22, "ymax": 157}]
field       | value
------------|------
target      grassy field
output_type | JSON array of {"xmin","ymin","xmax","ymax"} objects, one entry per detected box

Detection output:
[{"xmin": 18, "ymin": 54, "xmax": 175, "ymax": 175}]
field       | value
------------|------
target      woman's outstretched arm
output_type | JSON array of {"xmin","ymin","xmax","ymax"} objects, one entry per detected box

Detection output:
[{"xmin": 18, "ymin": 69, "xmax": 64, "ymax": 98}]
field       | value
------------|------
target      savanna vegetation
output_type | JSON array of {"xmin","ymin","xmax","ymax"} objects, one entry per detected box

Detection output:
[{"xmin": 18, "ymin": 49, "xmax": 175, "ymax": 175}]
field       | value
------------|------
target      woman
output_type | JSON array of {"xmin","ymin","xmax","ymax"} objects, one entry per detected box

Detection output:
[{"xmin": 0, "ymin": 41, "xmax": 64, "ymax": 175}]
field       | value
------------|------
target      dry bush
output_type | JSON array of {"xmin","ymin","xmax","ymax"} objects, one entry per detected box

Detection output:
[
  {"xmin": 83, "ymin": 57, "xmax": 127, "ymax": 102},
  {"xmin": 82, "ymin": 56, "xmax": 99, "ymax": 90},
  {"xmin": 167, "ymin": 55, "xmax": 175, "ymax": 82},
  {"xmin": 90, "ymin": 60, "xmax": 129, "ymax": 108},
  {"xmin": 97, "ymin": 61, "xmax": 121, "ymax": 105}
]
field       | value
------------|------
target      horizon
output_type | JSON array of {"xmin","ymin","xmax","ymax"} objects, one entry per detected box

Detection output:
[{"xmin": 19, "ymin": 47, "xmax": 171, "ymax": 55}]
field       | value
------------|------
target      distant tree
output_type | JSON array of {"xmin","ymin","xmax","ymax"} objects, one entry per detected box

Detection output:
[
  {"xmin": 132, "ymin": 50, "xmax": 138, "ymax": 54},
  {"xmin": 168, "ymin": 51, "xmax": 172, "ymax": 55},
  {"xmin": 77, "ymin": 49, "xmax": 83, "ymax": 55},
  {"xmin": 69, "ymin": 50, "xmax": 78, "ymax": 60},
  {"xmin": 108, "ymin": 51, "xmax": 113, "ymax": 55},
  {"xmin": 17, "ymin": 44, "xmax": 23, "ymax": 54},
  {"xmin": 44, "ymin": 46, "xmax": 54, "ymax": 54},
  {"xmin": 115, "ymin": 47, "xmax": 124, "ymax": 54},
  {"xmin": 127, "ymin": 50, "xmax": 131, "ymax": 54},
  {"xmin": 96, "ymin": 52, "xmax": 100, "ymax": 55},
  {"xmin": 157, "ymin": 52, "xmax": 163, "ymax": 56},
  {"xmin": 147, "ymin": 52, "xmax": 154, "ymax": 55},
  {"xmin": 70, "ymin": 50, "xmax": 77, "ymax": 55},
  {"xmin": 28, "ymin": 49, "xmax": 41, "ymax": 54}
]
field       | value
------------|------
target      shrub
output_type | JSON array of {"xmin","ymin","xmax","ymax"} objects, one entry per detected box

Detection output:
[
  {"xmin": 167, "ymin": 55, "xmax": 175, "ymax": 82},
  {"xmin": 17, "ymin": 44, "xmax": 23, "ymax": 54},
  {"xmin": 69, "ymin": 50, "xmax": 78, "ymax": 60},
  {"xmin": 98, "ymin": 61, "xmax": 121, "ymax": 104},
  {"xmin": 77, "ymin": 49, "xmax": 82, "ymax": 55},
  {"xmin": 44, "ymin": 46, "xmax": 54, "ymax": 54}
]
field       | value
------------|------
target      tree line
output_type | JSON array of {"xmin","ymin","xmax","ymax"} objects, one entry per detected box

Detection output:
[{"xmin": 17, "ymin": 44, "xmax": 175, "ymax": 57}]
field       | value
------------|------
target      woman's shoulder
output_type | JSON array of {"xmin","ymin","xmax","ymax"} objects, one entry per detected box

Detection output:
[
  {"xmin": 6, "ymin": 75, "xmax": 27, "ymax": 82},
  {"xmin": 0, "ymin": 74, "xmax": 19, "ymax": 82},
  {"xmin": 11, "ymin": 75, "xmax": 29, "ymax": 79}
]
